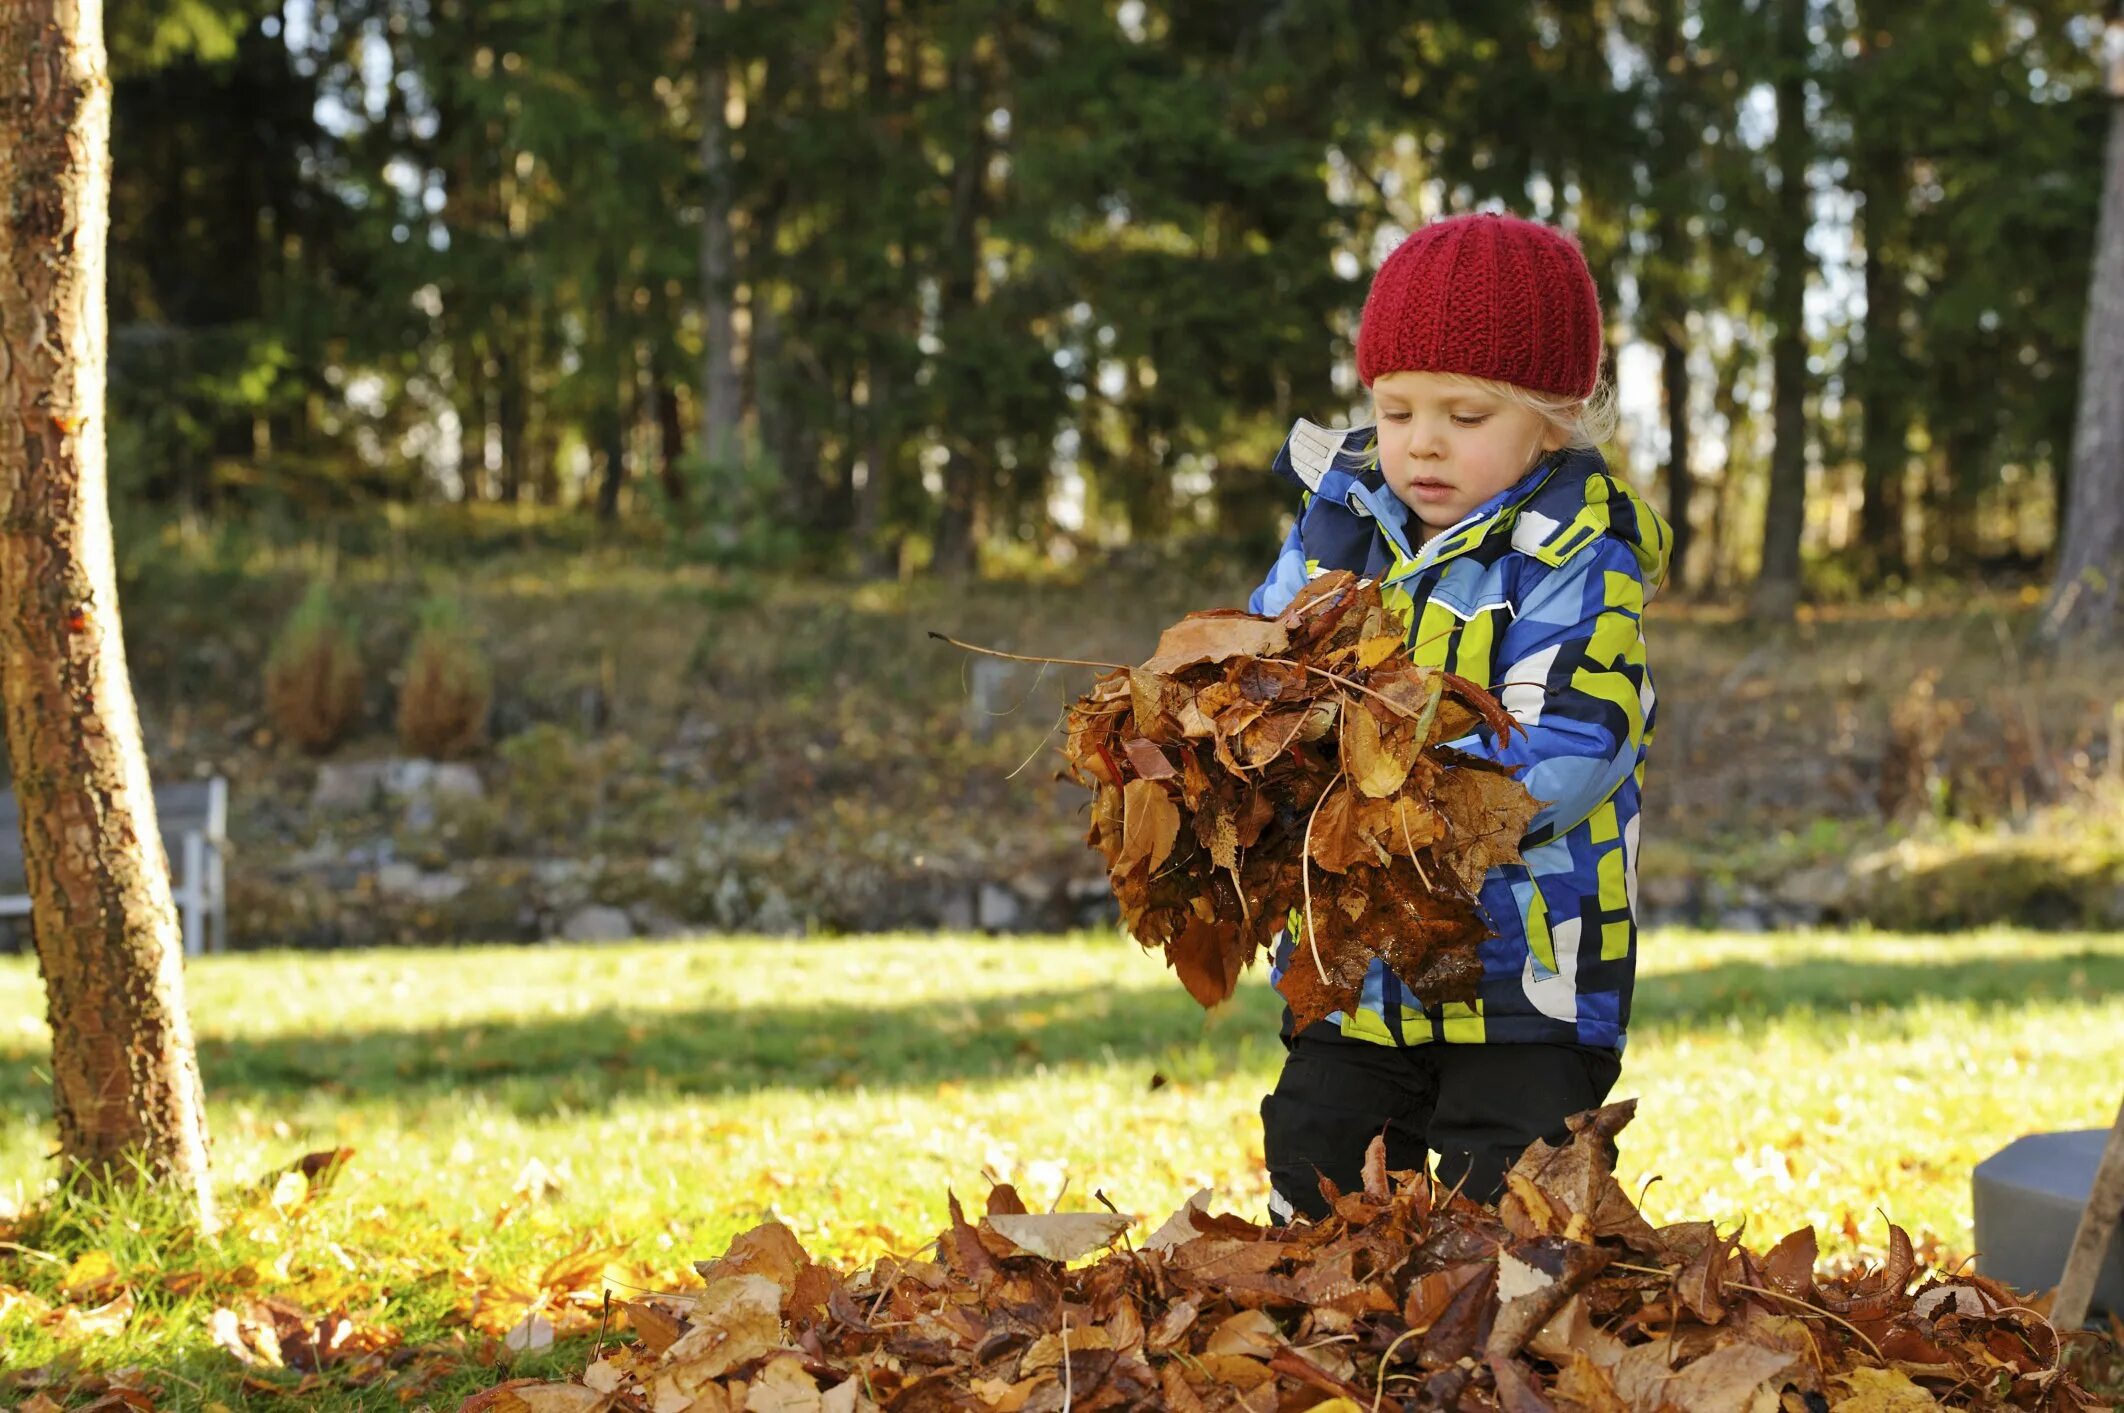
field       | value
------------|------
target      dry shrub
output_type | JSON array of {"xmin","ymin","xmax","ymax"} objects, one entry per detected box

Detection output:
[
  {"xmin": 396, "ymin": 598, "xmax": 490, "ymax": 759},
  {"xmin": 264, "ymin": 582, "xmax": 364, "ymax": 754}
]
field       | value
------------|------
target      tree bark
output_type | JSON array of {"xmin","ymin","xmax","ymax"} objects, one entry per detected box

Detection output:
[
  {"xmin": 654, "ymin": 369, "xmax": 688, "ymax": 510},
  {"xmin": 1648, "ymin": 0, "xmax": 1694, "ymax": 590},
  {"xmin": 0, "ymin": 0, "xmax": 215, "ymax": 1222},
  {"xmin": 930, "ymin": 41, "xmax": 992, "ymax": 580},
  {"xmin": 2039, "ymin": 17, "xmax": 2124, "ymax": 647},
  {"xmin": 698, "ymin": 0, "xmax": 744, "ymax": 478},
  {"xmin": 1750, "ymin": 0, "xmax": 1812, "ymax": 623}
]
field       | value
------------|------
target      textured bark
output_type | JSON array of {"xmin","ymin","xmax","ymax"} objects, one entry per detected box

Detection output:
[
  {"xmin": 1848, "ymin": 0, "xmax": 1910, "ymax": 581},
  {"xmin": 654, "ymin": 370, "xmax": 688, "ymax": 510},
  {"xmin": 2040, "ymin": 27, "xmax": 2124, "ymax": 647},
  {"xmin": 0, "ymin": 0, "xmax": 215, "ymax": 1220},
  {"xmin": 698, "ymin": 0, "xmax": 744, "ymax": 476},
  {"xmin": 929, "ymin": 42, "xmax": 992, "ymax": 580},
  {"xmin": 1749, "ymin": 0, "xmax": 1811, "ymax": 623},
  {"xmin": 852, "ymin": 0, "xmax": 901, "ymax": 581},
  {"xmin": 1648, "ymin": 0, "xmax": 1693, "ymax": 590}
]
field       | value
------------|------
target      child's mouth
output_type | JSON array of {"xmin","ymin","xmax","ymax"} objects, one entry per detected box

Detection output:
[{"xmin": 1410, "ymin": 478, "xmax": 1455, "ymax": 502}]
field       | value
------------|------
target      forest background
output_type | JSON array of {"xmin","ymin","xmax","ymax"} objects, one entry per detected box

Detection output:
[{"xmin": 27, "ymin": 0, "xmax": 2118, "ymax": 956}]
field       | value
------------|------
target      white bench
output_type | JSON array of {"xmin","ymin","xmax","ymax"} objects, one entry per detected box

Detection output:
[{"xmin": 0, "ymin": 775, "xmax": 228, "ymax": 957}]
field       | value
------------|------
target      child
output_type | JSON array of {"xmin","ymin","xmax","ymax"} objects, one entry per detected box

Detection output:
[{"xmin": 1246, "ymin": 211, "xmax": 1671, "ymax": 1220}]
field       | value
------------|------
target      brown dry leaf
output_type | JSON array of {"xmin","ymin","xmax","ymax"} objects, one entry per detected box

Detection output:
[
  {"xmin": 1122, "ymin": 738, "xmax": 1177, "ymax": 780},
  {"xmin": 1114, "ymin": 779, "xmax": 1181, "ymax": 878},
  {"xmin": 1168, "ymin": 915, "xmax": 1244, "ymax": 1008},
  {"xmin": 660, "ymin": 1274, "xmax": 784, "ymax": 1381},
  {"xmin": 695, "ymin": 1221, "xmax": 811, "ymax": 1299},
  {"xmin": 1202, "ymin": 1309, "xmax": 1281, "ymax": 1357},
  {"xmin": 1763, "ymin": 1226, "xmax": 1820, "ymax": 1302},
  {"xmin": 1342, "ymin": 700, "xmax": 1416, "ymax": 799},
  {"xmin": 1663, "ymin": 1340, "xmax": 1800, "ymax": 1412},
  {"xmin": 1552, "ymin": 1354, "xmax": 1630, "ymax": 1413},
  {"xmin": 1430, "ymin": 764, "xmax": 1542, "ymax": 893},
  {"xmin": 50, "ymin": 1288, "xmax": 134, "ymax": 1341},
  {"xmin": 981, "ymin": 1212, "xmax": 1132, "ymax": 1262},
  {"xmin": 743, "ymin": 1355, "xmax": 824, "ymax": 1413},
  {"xmin": 515, "ymin": 1388, "xmax": 614, "ymax": 1413},
  {"xmin": 1140, "ymin": 614, "xmax": 1290, "ymax": 675}
]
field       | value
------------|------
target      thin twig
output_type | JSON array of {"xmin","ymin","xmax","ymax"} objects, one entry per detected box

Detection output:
[
  {"xmin": 1061, "ymin": 1309, "xmax": 1074, "ymax": 1413},
  {"xmin": 1373, "ymin": 1325, "xmax": 1425, "ymax": 1413},
  {"xmin": 1301, "ymin": 769, "xmax": 1346, "ymax": 983},
  {"xmin": 1726, "ymin": 1281, "xmax": 1885, "ymax": 1363},
  {"xmin": 929, "ymin": 631, "xmax": 1127, "ymax": 673},
  {"xmin": 1298, "ymin": 664, "xmax": 1419, "ymax": 719},
  {"xmin": 1005, "ymin": 709, "xmax": 1066, "ymax": 780}
]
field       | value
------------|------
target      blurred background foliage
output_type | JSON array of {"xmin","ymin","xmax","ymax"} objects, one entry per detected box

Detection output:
[{"xmin": 97, "ymin": 0, "xmax": 2112, "ymax": 599}]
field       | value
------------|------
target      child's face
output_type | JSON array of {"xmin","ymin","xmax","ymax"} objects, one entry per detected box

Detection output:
[{"xmin": 1370, "ymin": 371, "xmax": 1565, "ymax": 541}]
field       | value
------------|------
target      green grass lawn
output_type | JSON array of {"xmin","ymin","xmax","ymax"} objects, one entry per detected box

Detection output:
[{"xmin": 2, "ymin": 927, "xmax": 2121, "ymax": 1408}]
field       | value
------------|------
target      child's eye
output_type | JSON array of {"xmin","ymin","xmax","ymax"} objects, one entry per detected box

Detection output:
[
  {"xmin": 1451, "ymin": 414, "xmax": 1490, "ymax": 428},
  {"xmin": 1380, "ymin": 411, "xmax": 1411, "ymax": 423}
]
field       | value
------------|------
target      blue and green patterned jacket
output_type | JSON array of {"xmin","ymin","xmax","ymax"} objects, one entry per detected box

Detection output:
[{"xmin": 1249, "ymin": 418, "xmax": 1671, "ymax": 1054}]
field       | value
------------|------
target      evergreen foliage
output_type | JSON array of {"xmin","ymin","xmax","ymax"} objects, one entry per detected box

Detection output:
[{"xmin": 103, "ymin": 1, "xmax": 2110, "ymax": 594}]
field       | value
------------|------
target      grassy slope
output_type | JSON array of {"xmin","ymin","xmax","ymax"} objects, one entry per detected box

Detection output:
[{"xmin": 2, "ymin": 929, "xmax": 2121, "ymax": 1405}]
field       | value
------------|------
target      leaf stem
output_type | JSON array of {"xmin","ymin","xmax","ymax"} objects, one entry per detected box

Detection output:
[
  {"xmin": 928, "ymin": 631, "xmax": 1128, "ymax": 672},
  {"xmin": 1301, "ymin": 769, "xmax": 1345, "ymax": 983},
  {"xmin": 1725, "ymin": 1281, "xmax": 1885, "ymax": 1363}
]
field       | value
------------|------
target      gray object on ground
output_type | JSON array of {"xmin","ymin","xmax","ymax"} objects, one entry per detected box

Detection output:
[
  {"xmin": 0, "ymin": 776, "xmax": 228, "ymax": 956},
  {"xmin": 1973, "ymin": 1128, "xmax": 2124, "ymax": 1321}
]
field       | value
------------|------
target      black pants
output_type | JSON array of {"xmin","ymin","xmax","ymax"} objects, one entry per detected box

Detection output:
[{"xmin": 1259, "ymin": 1027, "xmax": 1620, "ymax": 1220}]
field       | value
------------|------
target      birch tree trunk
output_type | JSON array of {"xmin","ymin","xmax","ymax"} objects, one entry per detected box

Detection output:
[
  {"xmin": 0, "ymin": 0, "xmax": 215, "ymax": 1223},
  {"xmin": 2040, "ymin": 15, "xmax": 2124, "ymax": 647}
]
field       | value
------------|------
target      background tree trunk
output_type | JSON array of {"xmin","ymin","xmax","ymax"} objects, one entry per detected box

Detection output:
[
  {"xmin": 0, "ymin": 0, "xmax": 215, "ymax": 1223},
  {"xmin": 698, "ymin": 0, "xmax": 744, "ymax": 480},
  {"xmin": 929, "ymin": 41, "xmax": 991, "ymax": 580},
  {"xmin": 1750, "ymin": 0, "xmax": 1812, "ymax": 623},
  {"xmin": 2040, "ymin": 14, "xmax": 2124, "ymax": 646}
]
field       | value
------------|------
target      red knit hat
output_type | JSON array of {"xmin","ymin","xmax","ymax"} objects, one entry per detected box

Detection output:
[{"xmin": 1355, "ymin": 212, "xmax": 1603, "ymax": 398}]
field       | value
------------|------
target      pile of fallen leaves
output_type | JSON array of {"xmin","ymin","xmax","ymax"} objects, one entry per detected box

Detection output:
[
  {"xmin": 456, "ymin": 1101, "xmax": 2106, "ymax": 1413},
  {"xmin": 1058, "ymin": 570, "xmax": 1539, "ymax": 1030}
]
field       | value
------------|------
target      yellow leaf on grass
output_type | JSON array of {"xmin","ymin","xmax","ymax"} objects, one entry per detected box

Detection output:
[
  {"xmin": 270, "ymin": 1168, "xmax": 310, "ymax": 1213},
  {"xmin": 61, "ymin": 1249, "xmax": 120, "ymax": 1299}
]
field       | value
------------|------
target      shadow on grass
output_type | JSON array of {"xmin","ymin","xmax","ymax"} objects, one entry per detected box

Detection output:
[{"xmin": 3, "ymin": 947, "xmax": 2120, "ymax": 1125}]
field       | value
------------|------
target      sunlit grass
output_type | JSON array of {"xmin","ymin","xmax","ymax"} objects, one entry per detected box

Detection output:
[{"xmin": 2, "ymin": 928, "xmax": 2120, "ymax": 1402}]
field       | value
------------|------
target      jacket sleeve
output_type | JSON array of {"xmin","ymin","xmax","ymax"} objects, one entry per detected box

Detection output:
[
  {"xmin": 1442, "ymin": 536, "xmax": 1651, "ymax": 848},
  {"xmin": 1247, "ymin": 495, "xmax": 1313, "ymax": 617}
]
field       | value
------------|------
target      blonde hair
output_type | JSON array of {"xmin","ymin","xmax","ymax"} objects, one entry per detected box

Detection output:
[{"xmin": 1435, "ymin": 371, "xmax": 1619, "ymax": 451}]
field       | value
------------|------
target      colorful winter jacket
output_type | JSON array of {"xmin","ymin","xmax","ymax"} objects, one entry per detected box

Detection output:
[{"xmin": 1248, "ymin": 418, "xmax": 1671, "ymax": 1053}]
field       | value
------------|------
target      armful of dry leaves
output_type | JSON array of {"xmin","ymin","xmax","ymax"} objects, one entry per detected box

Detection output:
[{"xmin": 1059, "ymin": 570, "xmax": 1541, "ymax": 1031}]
